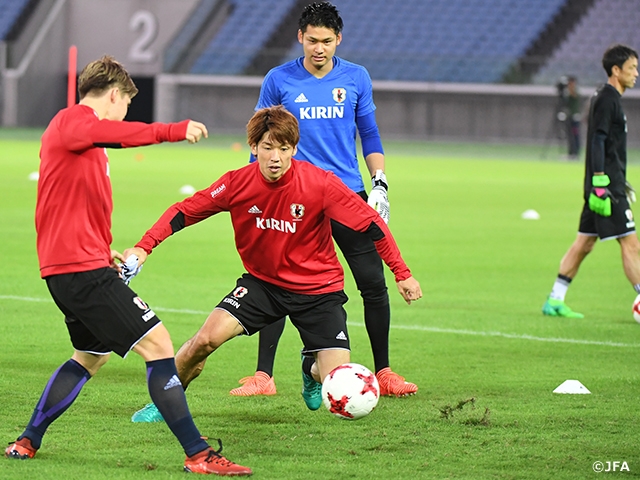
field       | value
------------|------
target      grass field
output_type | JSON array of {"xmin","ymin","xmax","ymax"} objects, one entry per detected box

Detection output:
[{"xmin": 1, "ymin": 131, "xmax": 639, "ymax": 479}]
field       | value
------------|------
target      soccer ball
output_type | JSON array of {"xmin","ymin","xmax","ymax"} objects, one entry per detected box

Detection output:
[
  {"xmin": 632, "ymin": 295, "xmax": 640, "ymax": 324},
  {"xmin": 321, "ymin": 363, "xmax": 380, "ymax": 420}
]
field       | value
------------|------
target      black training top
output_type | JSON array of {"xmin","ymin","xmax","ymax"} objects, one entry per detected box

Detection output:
[{"xmin": 583, "ymin": 83, "xmax": 627, "ymax": 199}]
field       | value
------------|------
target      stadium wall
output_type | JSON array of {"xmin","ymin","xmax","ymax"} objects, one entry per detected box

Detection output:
[
  {"xmin": 6, "ymin": 0, "xmax": 640, "ymax": 148},
  {"xmin": 155, "ymin": 74, "xmax": 640, "ymax": 147}
]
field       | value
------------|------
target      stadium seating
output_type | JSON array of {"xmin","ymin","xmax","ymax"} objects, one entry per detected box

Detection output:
[
  {"xmin": 0, "ymin": 0, "xmax": 31, "ymax": 40},
  {"xmin": 279, "ymin": 0, "xmax": 566, "ymax": 83},
  {"xmin": 190, "ymin": 0, "xmax": 298, "ymax": 74},
  {"xmin": 534, "ymin": 0, "xmax": 640, "ymax": 86},
  {"xmin": 184, "ymin": 0, "xmax": 602, "ymax": 83}
]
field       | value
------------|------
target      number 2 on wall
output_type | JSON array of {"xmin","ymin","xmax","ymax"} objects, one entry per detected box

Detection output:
[{"xmin": 128, "ymin": 10, "xmax": 158, "ymax": 63}]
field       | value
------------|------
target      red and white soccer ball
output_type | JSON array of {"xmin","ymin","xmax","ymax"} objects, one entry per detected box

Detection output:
[
  {"xmin": 632, "ymin": 295, "xmax": 640, "ymax": 324},
  {"xmin": 321, "ymin": 363, "xmax": 380, "ymax": 420}
]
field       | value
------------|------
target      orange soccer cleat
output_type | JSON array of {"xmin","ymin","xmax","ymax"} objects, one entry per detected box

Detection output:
[
  {"xmin": 5, "ymin": 437, "xmax": 37, "ymax": 460},
  {"xmin": 184, "ymin": 440, "xmax": 252, "ymax": 476},
  {"xmin": 229, "ymin": 371, "xmax": 276, "ymax": 397},
  {"xmin": 376, "ymin": 367, "xmax": 418, "ymax": 397}
]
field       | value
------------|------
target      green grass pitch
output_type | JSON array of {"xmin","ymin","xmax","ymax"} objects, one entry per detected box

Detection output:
[{"xmin": 1, "ymin": 130, "xmax": 639, "ymax": 479}]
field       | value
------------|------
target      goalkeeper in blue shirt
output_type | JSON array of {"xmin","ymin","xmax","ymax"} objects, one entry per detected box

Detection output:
[
  {"xmin": 543, "ymin": 44, "xmax": 640, "ymax": 318},
  {"xmin": 232, "ymin": 1, "xmax": 416, "ymax": 400}
]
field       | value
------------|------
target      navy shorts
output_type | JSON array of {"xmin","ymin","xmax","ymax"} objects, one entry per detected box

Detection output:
[
  {"xmin": 215, "ymin": 274, "xmax": 350, "ymax": 355},
  {"xmin": 578, "ymin": 196, "xmax": 636, "ymax": 240},
  {"xmin": 45, "ymin": 267, "xmax": 161, "ymax": 357}
]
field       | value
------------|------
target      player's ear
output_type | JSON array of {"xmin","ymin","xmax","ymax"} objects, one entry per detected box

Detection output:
[
  {"xmin": 612, "ymin": 64, "xmax": 621, "ymax": 78},
  {"xmin": 250, "ymin": 144, "xmax": 258, "ymax": 156},
  {"xmin": 336, "ymin": 33, "xmax": 342, "ymax": 46},
  {"xmin": 292, "ymin": 145, "xmax": 297, "ymax": 156},
  {"xmin": 109, "ymin": 87, "xmax": 119, "ymax": 103},
  {"xmin": 297, "ymin": 29, "xmax": 303, "ymax": 44}
]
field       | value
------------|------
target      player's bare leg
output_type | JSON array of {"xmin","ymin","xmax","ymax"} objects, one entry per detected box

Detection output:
[
  {"xmin": 558, "ymin": 233, "xmax": 597, "ymax": 278},
  {"xmin": 543, "ymin": 233, "xmax": 596, "ymax": 318},
  {"xmin": 312, "ymin": 349, "xmax": 350, "ymax": 383},
  {"xmin": 130, "ymin": 312, "xmax": 241, "ymax": 424},
  {"xmin": 175, "ymin": 309, "xmax": 245, "ymax": 388},
  {"xmin": 618, "ymin": 234, "xmax": 640, "ymax": 284},
  {"xmin": 301, "ymin": 349, "xmax": 350, "ymax": 411}
]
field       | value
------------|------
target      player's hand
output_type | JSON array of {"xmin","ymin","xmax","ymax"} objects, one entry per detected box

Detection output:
[
  {"xmin": 396, "ymin": 276, "xmax": 422, "ymax": 305},
  {"xmin": 118, "ymin": 254, "xmax": 144, "ymax": 285},
  {"xmin": 625, "ymin": 180, "xmax": 636, "ymax": 204},
  {"xmin": 368, "ymin": 170, "xmax": 390, "ymax": 224},
  {"xmin": 122, "ymin": 246, "xmax": 148, "ymax": 266},
  {"xmin": 110, "ymin": 249, "xmax": 126, "ymax": 273},
  {"xmin": 185, "ymin": 121, "xmax": 208, "ymax": 144},
  {"xmin": 588, "ymin": 174, "xmax": 613, "ymax": 217}
]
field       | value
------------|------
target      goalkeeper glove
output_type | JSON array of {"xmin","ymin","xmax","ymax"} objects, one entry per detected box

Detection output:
[
  {"xmin": 120, "ymin": 254, "xmax": 143, "ymax": 285},
  {"xmin": 368, "ymin": 169, "xmax": 390, "ymax": 224},
  {"xmin": 588, "ymin": 174, "xmax": 613, "ymax": 217},
  {"xmin": 625, "ymin": 180, "xmax": 636, "ymax": 204}
]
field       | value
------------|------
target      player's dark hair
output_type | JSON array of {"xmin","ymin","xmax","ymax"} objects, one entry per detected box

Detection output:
[
  {"xmin": 602, "ymin": 44, "xmax": 638, "ymax": 77},
  {"xmin": 298, "ymin": 1, "xmax": 343, "ymax": 35},
  {"xmin": 247, "ymin": 106, "xmax": 300, "ymax": 148},
  {"xmin": 78, "ymin": 55, "xmax": 138, "ymax": 100}
]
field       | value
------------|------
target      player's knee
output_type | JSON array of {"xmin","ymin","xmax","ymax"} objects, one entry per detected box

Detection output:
[
  {"xmin": 621, "ymin": 237, "xmax": 640, "ymax": 258},
  {"xmin": 194, "ymin": 330, "xmax": 223, "ymax": 354},
  {"xmin": 576, "ymin": 237, "xmax": 596, "ymax": 255},
  {"xmin": 96, "ymin": 352, "xmax": 110, "ymax": 368},
  {"xmin": 73, "ymin": 352, "xmax": 110, "ymax": 376},
  {"xmin": 359, "ymin": 279, "xmax": 389, "ymax": 306}
]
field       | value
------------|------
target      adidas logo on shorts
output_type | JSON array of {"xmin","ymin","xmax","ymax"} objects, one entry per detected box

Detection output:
[{"xmin": 335, "ymin": 331, "xmax": 347, "ymax": 341}]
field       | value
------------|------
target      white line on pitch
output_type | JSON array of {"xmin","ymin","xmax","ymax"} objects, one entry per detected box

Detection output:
[{"xmin": 2, "ymin": 294, "xmax": 639, "ymax": 348}]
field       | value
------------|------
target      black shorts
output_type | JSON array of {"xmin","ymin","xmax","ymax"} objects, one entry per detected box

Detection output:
[
  {"xmin": 215, "ymin": 274, "xmax": 350, "ymax": 354},
  {"xmin": 578, "ymin": 196, "xmax": 636, "ymax": 240},
  {"xmin": 45, "ymin": 267, "xmax": 161, "ymax": 357}
]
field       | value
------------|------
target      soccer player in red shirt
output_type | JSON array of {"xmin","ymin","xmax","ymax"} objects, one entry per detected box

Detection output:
[
  {"xmin": 5, "ymin": 55, "xmax": 252, "ymax": 476},
  {"xmin": 238, "ymin": 0, "xmax": 415, "ymax": 400},
  {"xmin": 127, "ymin": 105, "xmax": 422, "ymax": 423}
]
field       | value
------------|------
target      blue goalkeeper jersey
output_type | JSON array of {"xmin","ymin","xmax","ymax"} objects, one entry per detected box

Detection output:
[{"xmin": 256, "ymin": 56, "xmax": 377, "ymax": 193}]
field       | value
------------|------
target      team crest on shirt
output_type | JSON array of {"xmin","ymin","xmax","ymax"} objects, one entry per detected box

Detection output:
[
  {"xmin": 332, "ymin": 88, "xmax": 346, "ymax": 103},
  {"xmin": 232, "ymin": 286, "xmax": 248, "ymax": 298},
  {"xmin": 290, "ymin": 203, "xmax": 305, "ymax": 219}
]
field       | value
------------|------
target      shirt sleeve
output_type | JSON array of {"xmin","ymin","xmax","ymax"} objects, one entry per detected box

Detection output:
[
  {"xmin": 354, "ymin": 67, "xmax": 376, "ymax": 118},
  {"xmin": 322, "ymin": 172, "xmax": 411, "ymax": 282},
  {"xmin": 255, "ymin": 70, "xmax": 281, "ymax": 110},
  {"xmin": 59, "ymin": 108, "xmax": 190, "ymax": 151},
  {"xmin": 136, "ymin": 173, "xmax": 231, "ymax": 254},
  {"xmin": 589, "ymin": 94, "xmax": 615, "ymax": 173},
  {"xmin": 356, "ymin": 111, "xmax": 384, "ymax": 157}
]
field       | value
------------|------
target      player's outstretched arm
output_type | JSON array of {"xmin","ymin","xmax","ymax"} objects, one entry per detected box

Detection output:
[
  {"xmin": 396, "ymin": 276, "xmax": 422, "ymax": 305},
  {"xmin": 185, "ymin": 120, "xmax": 208, "ymax": 143}
]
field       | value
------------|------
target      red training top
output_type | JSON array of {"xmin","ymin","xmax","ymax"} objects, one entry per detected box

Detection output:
[
  {"xmin": 36, "ymin": 104, "xmax": 189, "ymax": 277},
  {"xmin": 136, "ymin": 159, "xmax": 411, "ymax": 294}
]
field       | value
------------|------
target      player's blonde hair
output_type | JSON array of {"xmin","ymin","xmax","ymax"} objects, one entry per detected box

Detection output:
[
  {"xmin": 246, "ymin": 105, "xmax": 300, "ymax": 148},
  {"xmin": 77, "ymin": 55, "xmax": 138, "ymax": 100}
]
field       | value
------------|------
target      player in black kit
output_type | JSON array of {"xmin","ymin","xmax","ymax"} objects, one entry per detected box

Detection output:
[{"xmin": 543, "ymin": 44, "xmax": 640, "ymax": 318}]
